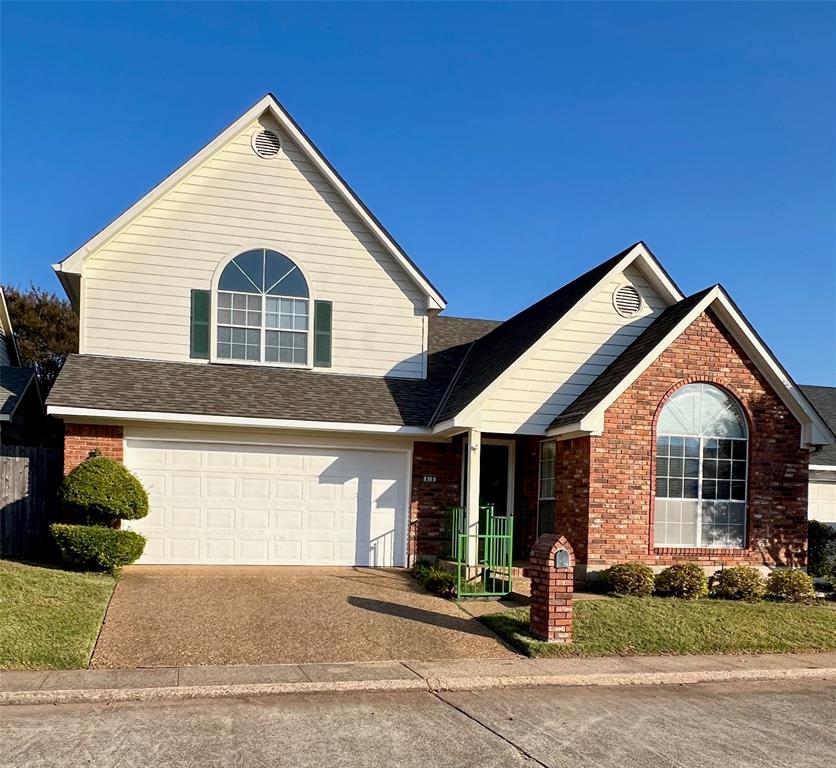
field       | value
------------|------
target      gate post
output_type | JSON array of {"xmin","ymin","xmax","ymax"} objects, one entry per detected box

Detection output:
[{"xmin": 529, "ymin": 534, "xmax": 574, "ymax": 643}]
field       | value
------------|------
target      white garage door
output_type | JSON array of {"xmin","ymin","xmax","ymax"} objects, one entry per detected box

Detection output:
[
  {"xmin": 810, "ymin": 479, "xmax": 836, "ymax": 527},
  {"xmin": 124, "ymin": 440, "xmax": 409, "ymax": 566}
]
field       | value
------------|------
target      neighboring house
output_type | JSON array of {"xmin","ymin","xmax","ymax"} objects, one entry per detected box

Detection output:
[
  {"xmin": 0, "ymin": 288, "xmax": 46, "ymax": 446},
  {"xmin": 46, "ymin": 94, "xmax": 834, "ymax": 577},
  {"xmin": 801, "ymin": 385, "xmax": 836, "ymax": 530}
]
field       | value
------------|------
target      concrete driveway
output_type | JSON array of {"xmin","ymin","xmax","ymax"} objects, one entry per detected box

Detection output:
[{"xmin": 90, "ymin": 566, "xmax": 515, "ymax": 668}]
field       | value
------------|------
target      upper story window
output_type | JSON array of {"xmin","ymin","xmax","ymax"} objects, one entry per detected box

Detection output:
[
  {"xmin": 216, "ymin": 249, "xmax": 309, "ymax": 365},
  {"xmin": 655, "ymin": 383, "xmax": 748, "ymax": 549}
]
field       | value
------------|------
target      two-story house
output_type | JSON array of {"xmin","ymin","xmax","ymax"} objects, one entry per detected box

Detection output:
[{"xmin": 47, "ymin": 94, "xmax": 833, "ymax": 579}]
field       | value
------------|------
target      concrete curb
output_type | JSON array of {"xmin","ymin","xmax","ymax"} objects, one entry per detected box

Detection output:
[{"xmin": 2, "ymin": 664, "xmax": 833, "ymax": 707}]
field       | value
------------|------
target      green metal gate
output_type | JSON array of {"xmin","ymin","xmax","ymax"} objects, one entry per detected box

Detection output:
[{"xmin": 446, "ymin": 504, "xmax": 514, "ymax": 597}]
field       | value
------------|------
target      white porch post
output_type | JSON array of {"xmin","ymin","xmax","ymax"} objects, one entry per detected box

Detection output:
[{"xmin": 465, "ymin": 428, "xmax": 481, "ymax": 567}]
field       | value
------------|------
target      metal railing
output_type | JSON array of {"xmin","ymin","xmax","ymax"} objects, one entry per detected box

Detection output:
[{"xmin": 445, "ymin": 504, "xmax": 514, "ymax": 597}]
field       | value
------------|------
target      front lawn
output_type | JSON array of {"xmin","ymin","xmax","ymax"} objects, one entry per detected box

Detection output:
[
  {"xmin": 480, "ymin": 597, "xmax": 836, "ymax": 658},
  {"xmin": 0, "ymin": 560, "xmax": 116, "ymax": 669}
]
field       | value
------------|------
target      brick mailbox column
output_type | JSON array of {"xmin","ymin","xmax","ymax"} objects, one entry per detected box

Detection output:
[{"xmin": 529, "ymin": 534, "xmax": 575, "ymax": 643}]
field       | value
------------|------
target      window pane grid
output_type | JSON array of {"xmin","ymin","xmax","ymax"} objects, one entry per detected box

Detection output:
[
  {"xmin": 539, "ymin": 441, "xmax": 556, "ymax": 500},
  {"xmin": 215, "ymin": 251, "xmax": 310, "ymax": 365},
  {"xmin": 655, "ymin": 385, "xmax": 747, "ymax": 549}
]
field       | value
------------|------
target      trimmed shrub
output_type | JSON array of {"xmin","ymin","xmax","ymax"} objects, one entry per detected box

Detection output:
[
  {"xmin": 764, "ymin": 569, "xmax": 815, "ymax": 602},
  {"xmin": 654, "ymin": 563, "xmax": 708, "ymax": 599},
  {"xmin": 50, "ymin": 523, "xmax": 146, "ymax": 572},
  {"xmin": 411, "ymin": 562, "xmax": 455, "ymax": 598},
  {"xmin": 808, "ymin": 521, "xmax": 836, "ymax": 580},
  {"xmin": 710, "ymin": 565, "xmax": 765, "ymax": 601},
  {"xmin": 60, "ymin": 452, "xmax": 149, "ymax": 523},
  {"xmin": 599, "ymin": 562, "xmax": 655, "ymax": 597}
]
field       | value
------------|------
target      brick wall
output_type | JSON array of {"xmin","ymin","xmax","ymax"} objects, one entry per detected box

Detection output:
[
  {"xmin": 513, "ymin": 436, "xmax": 540, "ymax": 559},
  {"xmin": 553, "ymin": 437, "xmax": 591, "ymax": 563},
  {"xmin": 64, "ymin": 423, "xmax": 124, "ymax": 474},
  {"xmin": 583, "ymin": 309, "xmax": 808, "ymax": 569},
  {"xmin": 410, "ymin": 438, "xmax": 463, "ymax": 559}
]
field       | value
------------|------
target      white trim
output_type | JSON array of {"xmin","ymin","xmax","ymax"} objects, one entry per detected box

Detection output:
[
  {"xmin": 403, "ymin": 446, "xmax": 414, "ymax": 568},
  {"xmin": 811, "ymin": 464, "xmax": 836, "ymax": 472},
  {"xmin": 48, "ymin": 405, "xmax": 432, "ymax": 435},
  {"xmin": 450, "ymin": 242, "xmax": 684, "ymax": 427},
  {"xmin": 546, "ymin": 286, "xmax": 836, "ymax": 449},
  {"xmin": 0, "ymin": 289, "xmax": 21, "ymax": 366},
  {"xmin": 54, "ymin": 94, "xmax": 445, "ymax": 309}
]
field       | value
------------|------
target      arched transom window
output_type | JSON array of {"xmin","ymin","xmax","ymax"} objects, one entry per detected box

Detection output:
[
  {"xmin": 655, "ymin": 383, "xmax": 748, "ymax": 549},
  {"xmin": 216, "ymin": 249, "xmax": 309, "ymax": 364}
]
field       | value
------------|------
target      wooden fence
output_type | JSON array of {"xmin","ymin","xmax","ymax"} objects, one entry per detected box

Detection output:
[{"xmin": 0, "ymin": 446, "xmax": 62, "ymax": 559}]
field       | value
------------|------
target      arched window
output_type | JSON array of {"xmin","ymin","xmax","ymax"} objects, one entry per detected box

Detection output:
[
  {"xmin": 655, "ymin": 383, "xmax": 748, "ymax": 549},
  {"xmin": 216, "ymin": 249, "xmax": 309, "ymax": 364}
]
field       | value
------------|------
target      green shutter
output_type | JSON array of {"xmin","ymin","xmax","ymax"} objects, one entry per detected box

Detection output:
[
  {"xmin": 190, "ymin": 289, "xmax": 210, "ymax": 359},
  {"xmin": 314, "ymin": 300, "xmax": 332, "ymax": 367}
]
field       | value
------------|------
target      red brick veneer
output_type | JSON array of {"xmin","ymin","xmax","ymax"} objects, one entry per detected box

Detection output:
[
  {"xmin": 554, "ymin": 309, "xmax": 808, "ymax": 569},
  {"xmin": 64, "ymin": 423, "xmax": 124, "ymax": 474}
]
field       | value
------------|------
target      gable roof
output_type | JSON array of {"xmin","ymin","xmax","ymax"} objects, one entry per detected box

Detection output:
[
  {"xmin": 431, "ymin": 241, "xmax": 683, "ymax": 425},
  {"xmin": 547, "ymin": 285, "xmax": 835, "ymax": 448},
  {"xmin": 550, "ymin": 287, "xmax": 715, "ymax": 429},
  {"xmin": 0, "ymin": 367, "xmax": 38, "ymax": 420},
  {"xmin": 801, "ymin": 385, "xmax": 836, "ymax": 467},
  {"xmin": 53, "ymin": 93, "xmax": 446, "ymax": 311},
  {"xmin": 47, "ymin": 315, "xmax": 497, "ymax": 431}
]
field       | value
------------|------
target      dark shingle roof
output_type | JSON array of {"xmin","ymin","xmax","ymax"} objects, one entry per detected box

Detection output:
[
  {"xmin": 549, "ymin": 287, "xmax": 715, "ymax": 429},
  {"xmin": 801, "ymin": 385, "xmax": 836, "ymax": 467},
  {"xmin": 0, "ymin": 366, "xmax": 37, "ymax": 417},
  {"xmin": 432, "ymin": 243, "xmax": 641, "ymax": 424},
  {"xmin": 47, "ymin": 315, "xmax": 499, "ymax": 427}
]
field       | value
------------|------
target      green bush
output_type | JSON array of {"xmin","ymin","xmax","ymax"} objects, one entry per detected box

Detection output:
[
  {"xmin": 808, "ymin": 521, "xmax": 836, "ymax": 580},
  {"xmin": 764, "ymin": 569, "xmax": 816, "ymax": 602},
  {"xmin": 710, "ymin": 565, "xmax": 765, "ymax": 601},
  {"xmin": 411, "ymin": 561, "xmax": 455, "ymax": 598},
  {"xmin": 654, "ymin": 563, "xmax": 708, "ymax": 599},
  {"xmin": 60, "ymin": 452, "xmax": 149, "ymax": 523},
  {"xmin": 599, "ymin": 562, "xmax": 655, "ymax": 597},
  {"xmin": 50, "ymin": 523, "xmax": 146, "ymax": 572}
]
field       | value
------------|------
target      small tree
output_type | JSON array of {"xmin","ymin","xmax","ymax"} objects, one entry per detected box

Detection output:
[
  {"xmin": 52, "ymin": 450, "xmax": 148, "ymax": 572},
  {"xmin": 60, "ymin": 450, "xmax": 148, "ymax": 524}
]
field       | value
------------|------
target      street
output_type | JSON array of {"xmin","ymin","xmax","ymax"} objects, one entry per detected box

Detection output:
[{"xmin": 3, "ymin": 678, "xmax": 834, "ymax": 768}]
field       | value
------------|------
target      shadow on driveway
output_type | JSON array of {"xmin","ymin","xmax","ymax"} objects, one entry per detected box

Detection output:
[{"xmin": 347, "ymin": 596, "xmax": 490, "ymax": 638}]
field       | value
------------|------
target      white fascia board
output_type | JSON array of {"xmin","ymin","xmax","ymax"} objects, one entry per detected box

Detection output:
[
  {"xmin": 55, "ymin": 94, "xmax": 445, "ymax": 309},
  {"xmin": 454, "ymin": 242, "xmax": 681, "ymax": 426},
  {"xmin": 47, "ymin": 405, "xmax": 432, "ymax": 436},
  {"xmin": 546, "ymin": 287, "xmax": 836, "ymax": 450},
  {"xmin": 0, "ymin": 289, "xmax": 21, "ymax": 365},
  {"xmin": 810, "ymin": 464, "xmax": 836, "ymax": 472}
]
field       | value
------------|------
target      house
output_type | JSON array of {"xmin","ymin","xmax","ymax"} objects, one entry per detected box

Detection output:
[
  {"xmin": 0, "ymin": 288, "xmax": 46, "ymax": 446},
  {"xmin": 46, "ymin": 94, "xmax": 834, "ymax": 579},
  {"xmin": 801, "ymin": 385, "xmax": 836, "ymax": 530}
]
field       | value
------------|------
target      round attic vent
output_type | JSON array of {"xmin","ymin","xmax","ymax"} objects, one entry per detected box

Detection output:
[
  {"xmin": 251, "ymin": 130, "xmax": 281, "ymax": 158},
  {"xmin": 612, "ymin": 284, "xmax": 643, "ymax": 317}
]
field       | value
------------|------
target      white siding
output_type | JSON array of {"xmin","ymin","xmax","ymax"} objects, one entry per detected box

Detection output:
[
  {"xmin": 0, "ymin": 328, "xmax": 10, "ymax": 366},
  {"xmin": 478, "ymin": 264, "xmax": 671, "ymax": 434},
  {"xmin": 80, "ymin": 116, "xmax": 427, "ymax": 378}
]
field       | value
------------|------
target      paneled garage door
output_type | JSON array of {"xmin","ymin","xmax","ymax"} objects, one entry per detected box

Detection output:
[
  {"xmin": 124, "ymin": 440, "xmax": 409, "ymax": 566},
  {"xmin": 810, "ymin": 477, "xmax": 836, "ymax": 528}
]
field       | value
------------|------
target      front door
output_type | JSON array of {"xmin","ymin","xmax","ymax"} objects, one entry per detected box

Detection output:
[{"xmin": 479, "ymin": 444, "xmax": 510, "ymax": 516}]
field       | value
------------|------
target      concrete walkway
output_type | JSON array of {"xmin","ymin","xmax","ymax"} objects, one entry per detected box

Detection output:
[{"xmin": 3, "ymin": 652, "xmax": 835, "ymax": 706}]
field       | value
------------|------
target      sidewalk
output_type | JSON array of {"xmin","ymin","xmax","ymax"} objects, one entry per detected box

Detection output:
[{"xmin": 3, "ymin": 652, "xmax": 835, "ymax": 706}]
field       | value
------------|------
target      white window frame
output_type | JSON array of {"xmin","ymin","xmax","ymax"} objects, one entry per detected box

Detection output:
[
  {"xmin": 654, "ymin": 386, "xmax": 749, "ymax": 550},
  {"xmin": 537, "ymin": 440, "xmax": 556, "ymax": 537},
  {"xmin": 209, "ymin": 247, "xmax": 314, "ymax": 369}
]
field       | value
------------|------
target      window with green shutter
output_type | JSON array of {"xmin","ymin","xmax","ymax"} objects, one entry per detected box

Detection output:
[
  {"xmin": 314, "ymin": 300, "xmax": 332, "ymax": 367},
  {"xmin": 190, "ymin": 289, "xmax": 210, "ymax": 359}
]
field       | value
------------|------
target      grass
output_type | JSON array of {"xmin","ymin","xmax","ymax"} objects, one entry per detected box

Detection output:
[
  {"xmin": 0, "ymin": 559, "xmax": 116, "ymax": 669},
  {"xmin": 480, "ymin": 597, "xmax": 836, "ymax": 658}
]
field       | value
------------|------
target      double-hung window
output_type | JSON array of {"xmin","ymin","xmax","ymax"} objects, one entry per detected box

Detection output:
[{"xmin": 538, "ymin": 440, "xmax": 556, "ymax": 537}]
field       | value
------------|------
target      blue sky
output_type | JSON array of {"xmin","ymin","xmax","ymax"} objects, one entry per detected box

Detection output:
[{"xmin": 2, "ymin": 2, "xmax": 834, "ymax": 383}]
